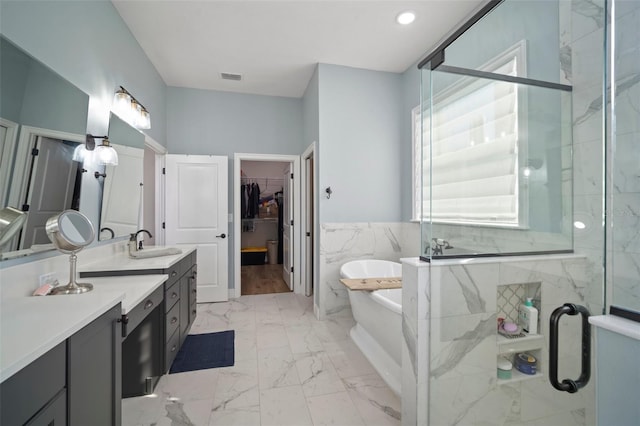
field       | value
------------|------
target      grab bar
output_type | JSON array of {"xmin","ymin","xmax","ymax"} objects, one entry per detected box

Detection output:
[{"xmin": 549, "ymin": 303, "xmax": 591, "ymax": 393}]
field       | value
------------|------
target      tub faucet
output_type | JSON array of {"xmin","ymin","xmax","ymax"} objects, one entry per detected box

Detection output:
[
  {"xmin": 430, "ymin": 238, "xmax": 453, "ymax": 256},
  {"xmin": 129, "ymin": 229, "xmax": 153, "ymax": 253}
]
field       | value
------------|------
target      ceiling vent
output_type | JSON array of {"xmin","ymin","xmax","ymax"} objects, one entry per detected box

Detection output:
[{"xmin": 220, "ymin": 72, "xmax": 242, "ymax": 81}]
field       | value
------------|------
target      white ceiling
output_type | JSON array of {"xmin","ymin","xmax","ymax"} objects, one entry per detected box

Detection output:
[{"xmin": 112, "ymin": 0, "xmax": 484, "ymax": 98}]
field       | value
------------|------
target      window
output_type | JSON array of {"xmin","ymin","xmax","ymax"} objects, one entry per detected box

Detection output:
[{"xmin": 413, "ymin": 42, "xmax": 527, "ymax": 227}]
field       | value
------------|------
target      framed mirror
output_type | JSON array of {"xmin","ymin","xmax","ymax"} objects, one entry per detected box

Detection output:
[
  {"xmin": 98, "ymin": 113, "xmax": 144, "ymax": 241},
  {"xmin": 0, "ymin": 36, "xmax": 90, "ymax": 260}
]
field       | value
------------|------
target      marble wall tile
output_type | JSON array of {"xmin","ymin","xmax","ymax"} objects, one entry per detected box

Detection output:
[
  {"xmin": 318, "ymin": 222, "xmax": 419, "ymax": 319},
  {"xmin": 431, "ymin": 264, "xmax": 499, "ymax": 318},
  {"xmin": 429, "ymin": 373, "xmax": 518, "ymax": 426},
  {"xmin": 571, "ymin": 0, "xmax": 605, "ymax": 43},
  {"xmin": 418, "ymin": 256, "xmax": 594, "ymax": 425},
  {"xmin": 429, "ymin": 313, "xmax": 497, "ymax": 381},
  {"xmin": 573, "ymin": 138, "xmax": 604, "ymax": 196}
]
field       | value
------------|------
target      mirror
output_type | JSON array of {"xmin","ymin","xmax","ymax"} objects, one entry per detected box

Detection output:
[
  {"xmin": 0, "ymin": 207, "xmax": 27, "ymax": 248},
  {"xmin": 46, "ymin": 210, "xmax": 95, "ymax": 295},
  {"xmin": 98, "ymin": 113, "xmax": 144, "ymax": 240},
  {"xmin": 0, "ymin": 36, "xmax": 90, "ymax": 260}
]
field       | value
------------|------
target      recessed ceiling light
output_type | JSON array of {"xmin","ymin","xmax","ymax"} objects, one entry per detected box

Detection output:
[{"xmin": 396, "ymin": 11, "xmax": 416, "ymax": 25}]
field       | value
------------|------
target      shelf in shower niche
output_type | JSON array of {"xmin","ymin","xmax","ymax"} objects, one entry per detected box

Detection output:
[
  {"xmin": 497, "ymin": 369, "xmax": 543, "ymax": 385},
  {"xmin": 497, "ymin": 333, "xmax": 544, "ymax": 354}
]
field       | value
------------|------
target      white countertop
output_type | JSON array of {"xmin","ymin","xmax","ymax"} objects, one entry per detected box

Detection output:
[
  {"xmin": 0, "ymin": 274, "xmax": 167, "ymax": 383},
  {"xmin": 79, "ymin": 245, "xmax": 195, "ymax": 273},
  {"xmin": 589, "ymin": 315, "xmax": 640, "ymax": 342}
]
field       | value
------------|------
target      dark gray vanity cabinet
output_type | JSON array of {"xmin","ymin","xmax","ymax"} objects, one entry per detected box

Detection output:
[
  {"xmin": 0, "ymin": 343, "xmax": 66, "ymax": 425},
  {"xmin": 121, "ymin": 286, "xmax": 164, "ymax": 398},
  {"xmin": 68, "ymin": 303, "xmax": 122, "ymax": 426},
  {"xmin": 163, "ymin": 252, "xmax": 197, "ymax": 371},
  {"xmin": 1, "ymin": 303, "xmax": 121, "ymax": 426},
  {"xmin": 80, "ymin": 251, "xmax": 197, "ymax": 375}
]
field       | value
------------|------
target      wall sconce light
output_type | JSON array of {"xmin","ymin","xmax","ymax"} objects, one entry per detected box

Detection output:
[
  {"xmin": 522, "ymin": 158, "xmax": 544, "ymax": 178},
  {"xmin": 86, "ymin": 134, "xmax": 118, "ymax": 166},
  {"xmin": 72, "ymin": 134, "xmax": 97, "ymax": 163},
  {"xmin": 113, "ymin": 86, "xmax": 151, "ymax": 130}
]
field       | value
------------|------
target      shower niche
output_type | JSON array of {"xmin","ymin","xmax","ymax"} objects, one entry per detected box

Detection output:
[{"xmin": 496, "ymin": 282, "xmax": 543, "ymax": 383}]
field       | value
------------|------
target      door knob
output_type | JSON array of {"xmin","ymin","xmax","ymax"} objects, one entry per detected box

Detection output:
[{"xmin": 216, "ymin": 233, "xmax": 226, "ymax": 239}]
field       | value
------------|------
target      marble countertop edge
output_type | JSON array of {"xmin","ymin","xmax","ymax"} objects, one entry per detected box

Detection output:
[{"xmin": 589, "ymin": 315, "xmax": 640, "ymax": 342}]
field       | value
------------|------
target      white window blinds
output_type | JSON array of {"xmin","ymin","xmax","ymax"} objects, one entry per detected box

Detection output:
[{"xmin": 413, "ymin": 43, "xmax": 525, "ymax": 227}]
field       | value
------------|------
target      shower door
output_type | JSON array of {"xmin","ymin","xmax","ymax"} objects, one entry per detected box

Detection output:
[{"xmin": 414, "ymin": 1, "xmax": 607, "ymax": 425}]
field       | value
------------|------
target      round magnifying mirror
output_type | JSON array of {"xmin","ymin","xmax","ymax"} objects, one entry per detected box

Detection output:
[{"xmin": 46, "ymin": 210, "xmax": 95, "ymax": 295}]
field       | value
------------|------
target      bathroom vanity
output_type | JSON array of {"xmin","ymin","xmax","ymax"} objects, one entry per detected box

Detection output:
[
  {"xmin": 1, "ymin": 304, "xmax": 122, "ymax": 426},
  {"xmin": 80, "ymin": 248, "xmax": 198, "ymax": 391}
]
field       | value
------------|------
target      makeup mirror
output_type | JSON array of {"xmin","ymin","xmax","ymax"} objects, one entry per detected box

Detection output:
[{"xmin": 46, "ymin": 210, "xmax": 95, "ymax": 295}]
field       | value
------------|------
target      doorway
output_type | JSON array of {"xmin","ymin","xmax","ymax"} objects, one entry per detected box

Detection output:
[
  {"xmin": 233, "ymin": 153, "xmax": 300, "ymax": 297},
  {"xmin": 142, "ymin": 135, "xmax": 166, "ymax": 246}
]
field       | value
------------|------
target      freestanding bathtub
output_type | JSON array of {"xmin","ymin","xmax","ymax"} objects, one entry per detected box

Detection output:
[{"xmin": 340, "ymin": 260, "xmax": 402, "ymax": 396}]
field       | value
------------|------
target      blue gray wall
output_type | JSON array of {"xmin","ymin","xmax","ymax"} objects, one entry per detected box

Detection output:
[
  {"xmin": 166, "ymin": 87, "xmax": 303, "ymax": 155},
  {"xmin": 0, "ymin": 0, "xmax": 167, "ymax": 145},
  {"xmin": 317, "ymin": 64, "xmax": 404, "ymax": 223},
  {"xmin": 0, "ymin": 0, "xmax": 166, "ymax": 267}
]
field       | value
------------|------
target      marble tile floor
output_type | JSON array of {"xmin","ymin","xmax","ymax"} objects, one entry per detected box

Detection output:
[{"xmin": 122, "ymin": 292, "xmax": 401, "ymax": 426}]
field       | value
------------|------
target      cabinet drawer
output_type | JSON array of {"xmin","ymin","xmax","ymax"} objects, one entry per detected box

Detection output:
[
  {"xmin": 164, "ymin": 263, "xmax": 182, "ymax": 289},
  {"xmin": 165, "ymin": 328, "xmax": 181, "ymax": 372},
  {"xmin": 165, "ymin": 280, "xmax": 180, "ymax": 312},
  {"xmin": 123, "ymin": 286, "xmax": 163, "ymax": 338},
  {"xmin": 0, "ymin": 342, "xmax": 66, "ymax": 426},
  {"xmin": 165, "ymin": 301, "xmax": 180, "ymax": 340}
]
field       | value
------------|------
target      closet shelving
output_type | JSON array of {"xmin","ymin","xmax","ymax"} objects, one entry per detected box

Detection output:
[{"xmin": 241, "ymin": 176, "xmax": 283, "ymax": 230}]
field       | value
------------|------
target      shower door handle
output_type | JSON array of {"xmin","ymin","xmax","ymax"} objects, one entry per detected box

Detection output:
[{"xmin": 549, "ymin": 303, "xmax": 591, "ymax": 393}]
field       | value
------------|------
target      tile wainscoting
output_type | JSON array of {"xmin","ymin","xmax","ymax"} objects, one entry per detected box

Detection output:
[{"xmin": 317, "ymin": 222, "xmax": 420, "ymax": 320}]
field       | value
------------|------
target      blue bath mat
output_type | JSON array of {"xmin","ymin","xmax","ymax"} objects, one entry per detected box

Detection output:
[{"xmin": 169, "ymin": 330, "xmax": 235, "ymax": 374}]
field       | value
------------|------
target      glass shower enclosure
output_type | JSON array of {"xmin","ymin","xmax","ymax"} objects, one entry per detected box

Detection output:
[{"xmin": 409, "ymin": 0, "xmax": 634, "ymax": 424}]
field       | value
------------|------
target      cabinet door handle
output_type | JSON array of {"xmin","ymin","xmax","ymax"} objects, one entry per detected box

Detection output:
[
  {"xmin": 171, "ymin": 345, "xmax": 177, "ymax": 352},
  {"xmin": 171, "ymin": 270, "xmax": 177, "ymax": 277},
  {"xmin": 144, "ymin": 300, "xmax": 154, "ymax": 310},
  {"xmin": 549, "ymin": 303, "xmax": 591, "ymax": 393},
  {"xmin": 171, "ymin": 292, "xmax": 178, "ymax": 299},
  {"xmin": 171, "ymin": 317, "xmax": 178, "ymax": 324}
]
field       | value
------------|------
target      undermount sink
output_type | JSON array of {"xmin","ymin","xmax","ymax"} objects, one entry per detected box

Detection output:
[{"xmin": 129, "ymin": 247, "xmax": 183, "ymax": 259}]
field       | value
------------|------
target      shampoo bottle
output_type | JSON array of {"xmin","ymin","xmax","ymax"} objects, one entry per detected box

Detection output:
[{"xmin": 518, "ymin": 298, "xmax": 538, "ymax": 334}]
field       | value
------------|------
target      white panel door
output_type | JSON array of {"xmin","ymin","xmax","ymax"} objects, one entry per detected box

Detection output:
[
  {"xmin": 166, "ymin": 155, "xmax": 228, "ymax": 302},
  {"xmin": 21, "ymin": 137, "xmax": 77, "ymax": 248},
  {"xmin": 282, "ymin": 165, "xmax": 293, "ymax": 290},
  {"xmin": 100, "ymin": 144, "xmax": 144, "ymax": 238}
]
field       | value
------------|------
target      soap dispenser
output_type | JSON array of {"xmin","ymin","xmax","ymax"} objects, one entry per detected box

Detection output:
[
  {"xmin": 128, "ymin": 233, "xmax": 138, "ymax": 254},
  {"xmin": 518, "ymin": 298, "xmax": 538, "ymax": 334}
]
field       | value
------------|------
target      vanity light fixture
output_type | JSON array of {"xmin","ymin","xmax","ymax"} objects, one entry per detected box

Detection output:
[
  {"xmin": 113, "ymin": 86, "xmax": 151, "ymax": 130},
  {"xmin": 396, "ymin": 11, "xmax": 416, "ymax": 25}
]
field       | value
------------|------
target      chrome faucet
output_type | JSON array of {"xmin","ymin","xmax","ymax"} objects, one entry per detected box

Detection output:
[{"xmin": 129, "ymin": 229, "xmax": 153, "ymax": 253}]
